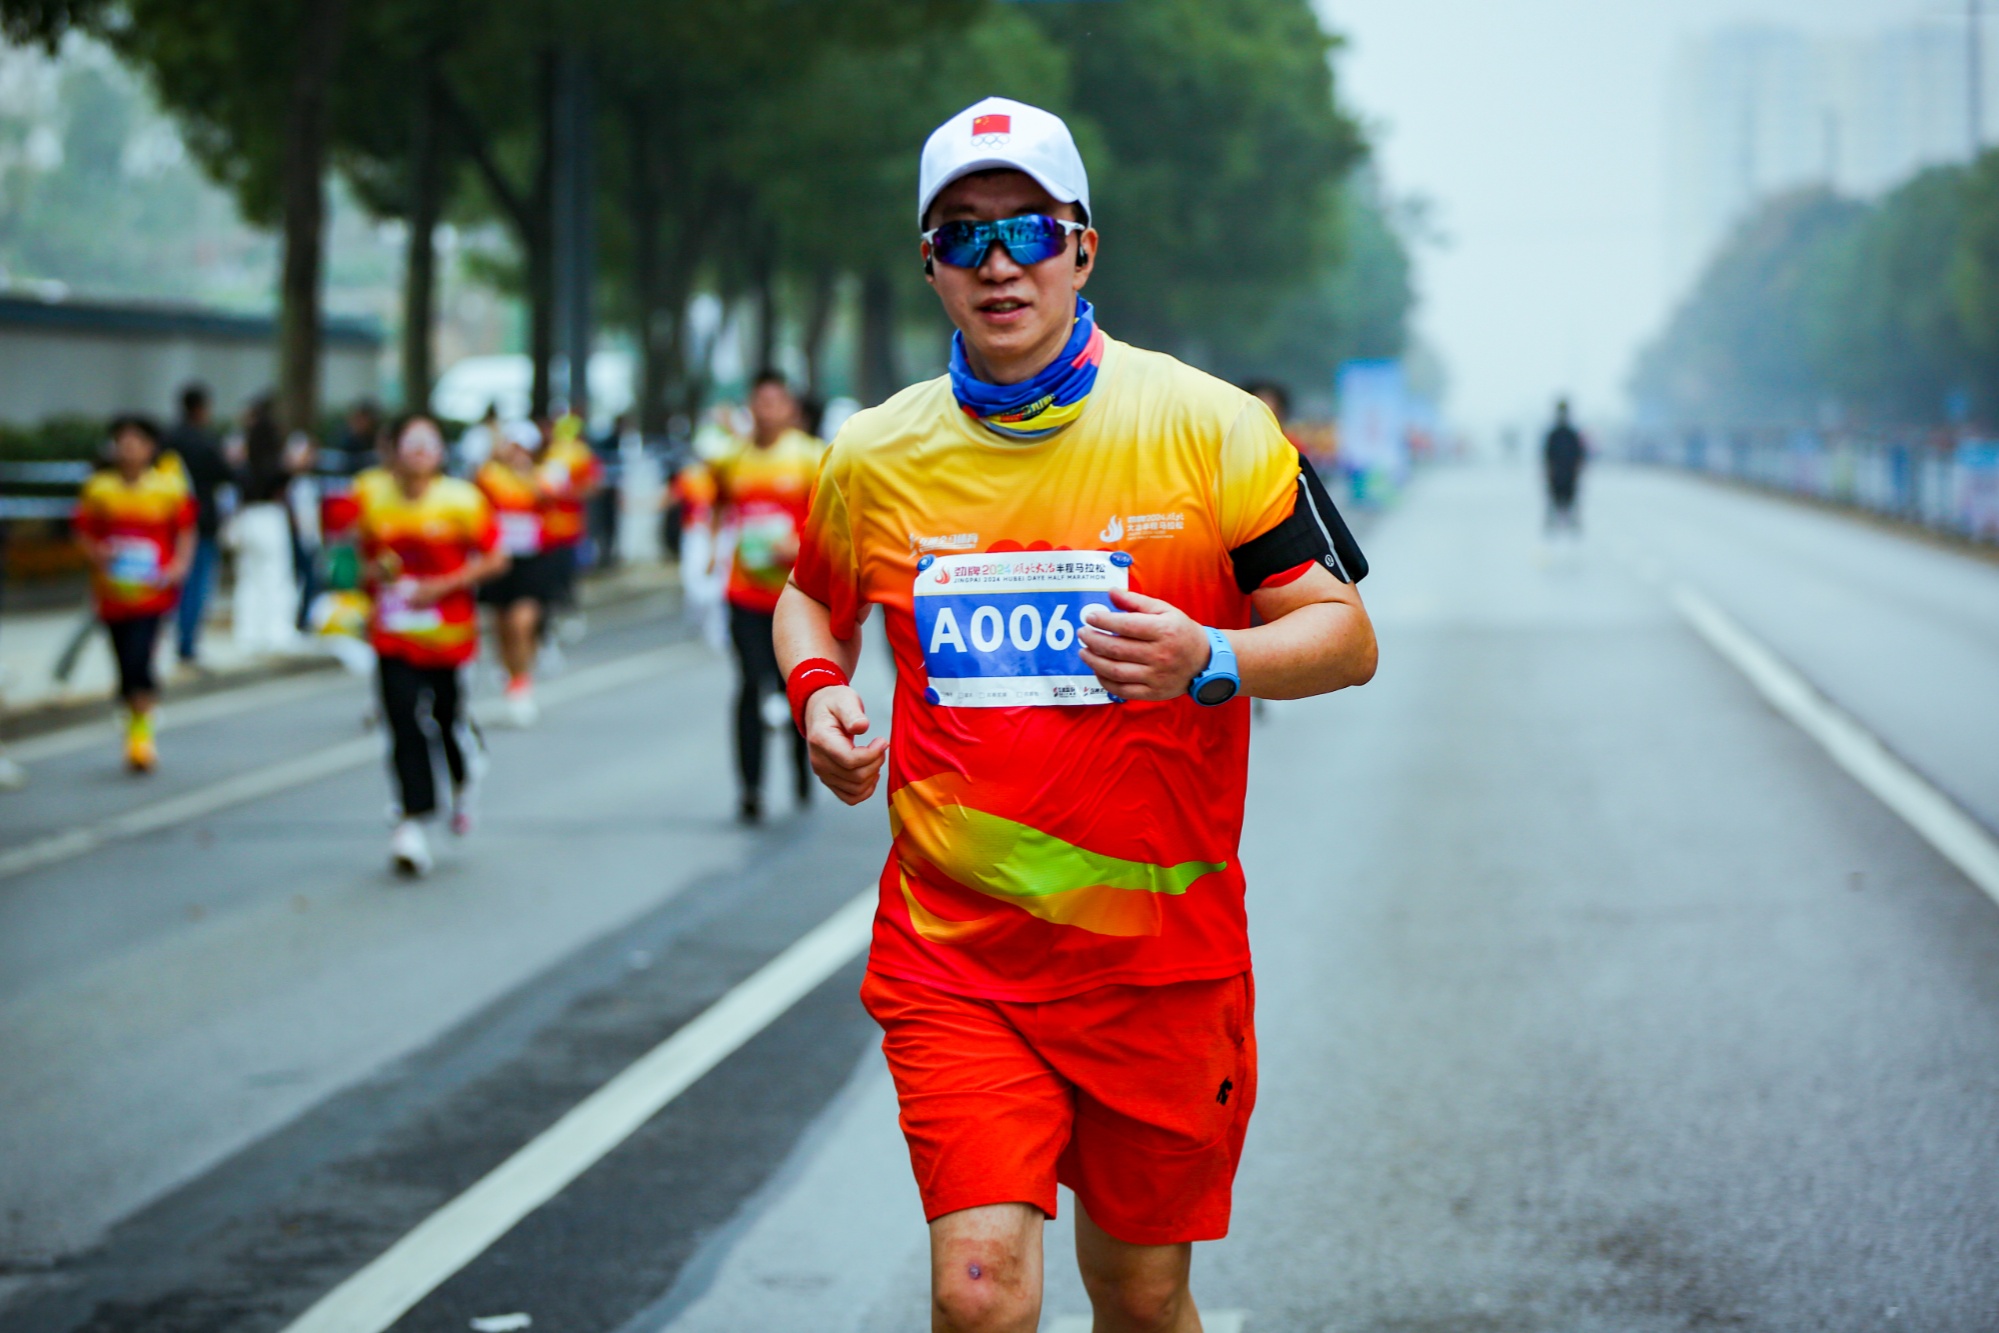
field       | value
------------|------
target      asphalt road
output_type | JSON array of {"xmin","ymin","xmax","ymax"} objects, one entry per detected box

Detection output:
[{"xmin": 2, "ymin": 462, "xmax": 1995, "ymax": 1332}]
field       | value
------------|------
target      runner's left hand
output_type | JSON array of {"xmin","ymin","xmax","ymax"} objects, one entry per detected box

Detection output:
[{"xmin": 1077, "ymin": 588, "xmax": 1214, "ymax": 702}]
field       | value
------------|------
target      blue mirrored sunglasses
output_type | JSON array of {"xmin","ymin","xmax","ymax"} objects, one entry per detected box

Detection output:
[{"xmin": 922, "ymin": 214, "xmax": 1087, "ymax": 269}]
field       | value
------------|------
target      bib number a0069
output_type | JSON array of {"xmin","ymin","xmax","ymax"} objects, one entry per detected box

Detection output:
[{"xmin": 915, "ymin": 549, "xmax": 1130, "ymax": 707}]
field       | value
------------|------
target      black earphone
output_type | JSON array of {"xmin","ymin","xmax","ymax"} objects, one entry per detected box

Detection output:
[{"xmin": 1077, "ymin": 247, "xmax": 1090, "ymax": 267}]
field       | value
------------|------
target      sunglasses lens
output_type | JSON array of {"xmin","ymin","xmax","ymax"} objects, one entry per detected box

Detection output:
[
  {"xmin": 930, "ymin": 216, "xmax": 1072, "ymax": 268},
  {"xmin": 994, "ymin": 215, "xmax": 1068, "ymax": 265}
]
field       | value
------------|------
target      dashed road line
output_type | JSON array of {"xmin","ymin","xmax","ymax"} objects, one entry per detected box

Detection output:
[
  {"xmin": 1670, "ymin": 582, "xmax": 1999, "ymax": 908},
  {"xmin": 280, "ymin": 889, "xmax": 876, "ymax": 1333}
]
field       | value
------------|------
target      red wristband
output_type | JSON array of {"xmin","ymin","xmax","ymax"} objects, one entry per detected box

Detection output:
[{"xmin": 786, "ymin": 658, "xmax": 850, "ymax": 734}]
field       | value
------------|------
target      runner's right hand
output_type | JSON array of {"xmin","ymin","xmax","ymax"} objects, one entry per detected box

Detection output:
[{"xmin": 804, "ymin": 685, "xmax": 888, "ymax": 805}]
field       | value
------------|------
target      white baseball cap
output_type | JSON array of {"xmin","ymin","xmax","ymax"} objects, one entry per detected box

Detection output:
[{"xmin": 917, "ymin": 97, "xmax": 1091, "ymax": 229}]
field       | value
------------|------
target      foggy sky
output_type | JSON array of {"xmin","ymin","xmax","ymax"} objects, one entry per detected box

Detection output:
[{"xmin": 1317, "ymin": 0, "xmax": 1972, "ymax": 436}]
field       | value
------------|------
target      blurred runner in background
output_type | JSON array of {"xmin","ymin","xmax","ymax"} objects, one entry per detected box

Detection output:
[
  {"xmin": 713, "ymin": 371, "xmax": 825, "ymax": 823},
  {"xmin": 358, "ymin": 414, "xmax": 507, "ymax": 877},
  {"xmin": 1543, "ymin": 399, "xmax": 1586, "ymax": 534},
  {"xmin": 476, "ymin": 420, "xmax": 558, "ymax": 727},
  {"xmin": 776, "ymin": 97, "xmax": 1375, "ymax": 1333},
  {"xmin": 537, "ymin": 410, "xmax": 604, "ymax": 629},
  {"xmin": 74, "ymin": 415, "xmax": 195, "ymax": 772},
  {"xmin": 164, "ymin": 383, "xmax": 230, "ymax": 671}
]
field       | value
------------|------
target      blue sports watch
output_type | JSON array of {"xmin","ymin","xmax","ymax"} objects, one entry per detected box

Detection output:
[{"xmin": 1188, "ymin": 626, "xmax": 1241, "ymax": 706}]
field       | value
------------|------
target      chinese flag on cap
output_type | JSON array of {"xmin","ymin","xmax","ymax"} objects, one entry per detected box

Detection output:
[{"xmin": 971, "ymin": 113, "xmax": 1011, "ymax": 137}]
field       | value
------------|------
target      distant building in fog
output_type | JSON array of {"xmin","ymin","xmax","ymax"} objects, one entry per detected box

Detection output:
[{"xmin": 1666, "ymin": 20, "xmax": 1992, "ymax": 290}]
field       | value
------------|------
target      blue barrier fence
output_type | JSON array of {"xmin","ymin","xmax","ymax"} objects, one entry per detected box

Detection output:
[{"xmin": 1628, "ymin": 430, "xmax": 1999, "ymax": 547}]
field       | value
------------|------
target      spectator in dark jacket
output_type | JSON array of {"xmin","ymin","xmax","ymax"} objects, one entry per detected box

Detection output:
[{"xmin": 165, "ymin": 383, "xmax": 233, "ymax": 666}]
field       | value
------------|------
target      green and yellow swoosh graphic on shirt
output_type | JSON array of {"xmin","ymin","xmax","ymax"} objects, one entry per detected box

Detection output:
[{"xmin": 889, "ymin": 774, "xmax": 1224, "ymax": 938}]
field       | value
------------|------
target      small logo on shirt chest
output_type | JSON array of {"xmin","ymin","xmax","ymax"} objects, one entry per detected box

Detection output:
[{"xmin": 1102, "ymin": 512, "xmax": 1186, "ymax": 543}]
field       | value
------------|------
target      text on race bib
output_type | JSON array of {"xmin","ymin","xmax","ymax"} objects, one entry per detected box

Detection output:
[
  {"xmin": 106, "ymin": 537, "xmax": 163, "ymax": 589},
  {"xmin": 914, "ymin": 549, "xmax": 1130, "ymax": 707},
  {"xmin": 497, "ymin": 511, "xmax": 544, "ymax": 556},
  {"xmin": 377, "ymin": 580, "xmax": 443, "ymax": 634}
]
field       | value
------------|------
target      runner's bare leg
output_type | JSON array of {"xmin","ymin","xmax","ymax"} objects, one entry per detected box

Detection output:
[
  {"xmin": 1074, "ymin": 1201, "xmax": 1202, "ymax": 1333},
  {"xmin": 930, "ymin": 1202, "xmax": 1043, "ymax": 1333}
]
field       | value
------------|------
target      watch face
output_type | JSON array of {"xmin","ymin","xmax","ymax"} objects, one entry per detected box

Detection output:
[{"xmin": 1194, "ymin": 675, "xmax": 1239, "ymax": 706}]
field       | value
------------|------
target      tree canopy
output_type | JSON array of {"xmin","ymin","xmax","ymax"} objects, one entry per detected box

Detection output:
[
  {"xmin": 1634, "ymin": 152, "xmax": 1999, "ymax": 430},
  {"xmin": 2, "ymin": 0, "xmax": 1418, "ymax": 426}
]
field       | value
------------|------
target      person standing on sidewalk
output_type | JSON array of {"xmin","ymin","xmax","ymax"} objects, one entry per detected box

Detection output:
[
  {"xmin": 231, "ymin": 400, "xmax": 301, "ymax": 654},
  {"xmin": 775, "ymin": 98, "xmax": 1375, "ymax": 1333},
  {"xmin": 713, "ymin": 371, "xmax": 825, "ymax": 823},
  {"xmin": 358, "ymin": 414, "xmax": 508, "ymax": 877},
  {"xmin": 74, "ymin": 415, "xmax": 195, "ymax": 772},
  {"xmin": 164, "ymin": 383, "xmax": 230, "ymax": 670}
]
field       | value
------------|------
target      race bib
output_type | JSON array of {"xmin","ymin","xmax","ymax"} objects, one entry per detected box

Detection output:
[
  {"xmin": 735, "ymin": 508, "xmax": 797, "ymax": 573},
  {"xmin": 377, "ymin": 580, "xmax": 443, "ymax": 634},
  {"xmin": 498, "ymin": 511, "xmax": 543, "ymax": 556},
  {"xmin": 915, "ymin": 549, "xmax": 1130, "ymax": 707},
  {"xmin": 105, "ymin": 536, "xmax": 162, "ymax": 589}
]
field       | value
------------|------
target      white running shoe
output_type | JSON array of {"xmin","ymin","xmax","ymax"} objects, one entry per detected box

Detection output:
[
  {"xmin": 504, "ymin": 686, "xmax": 539, "ymax": 729},
  {"xmin": 390, "ymin": 820, "xmax": 433, "ymax": 877}
]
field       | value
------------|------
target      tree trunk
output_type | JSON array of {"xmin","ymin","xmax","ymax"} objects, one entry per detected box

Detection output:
[
  {"xmin": 627, "ymin": 102, "xmax": 667, "ymax": 435},
  {"xmin": 752, "ymin": 234, "xmax": 778, "ymax": 377},
  {"xmin": 802, "ymin": 268, "xmax": 838, "ymax": 401},
  {"xmin": 859, "ymin": 267, "xmax": 897, "ymax": 406},
  {"xmin": 401, "ymin": 58, "xmax": 443, "ymax": 412},
  {"xmin": 278, "ymin": 0, "xmax": 350, "ymax": 435},
  {"xmin": 529, "ymin": 47, "xmax": 558, "ymax": 418}
]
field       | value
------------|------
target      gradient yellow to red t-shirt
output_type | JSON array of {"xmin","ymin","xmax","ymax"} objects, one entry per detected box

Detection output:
[
  {"xmin": 713, "ymin": 428, "xmax": 827, "ymax": 614},
  {"xmin": 357, "ymin": 477, "xmax": 499, "ymax": 668},
  {"xmin": 792, "ymin": 336, "xmax": 1302, "ymax": 1002},
  {"xmin": 74, "ymin": 458, "xmax": 196, "ymax": 620}
]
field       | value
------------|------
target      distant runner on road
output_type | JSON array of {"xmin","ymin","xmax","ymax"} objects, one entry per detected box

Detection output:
[
  {"xmin": 1543, "ymin": 399, "xmax": 1586, "ymax": 534},
  {"xmin": 74, "ymin": 415, "xmax": 195, "ymax": 772},
  {"xmin": 475, "ymin": 419, "xmax": 559, "ymax": 727},
  {"xmin": 711, "ymin": 371, "xmax": 826, "ymax": 823},
  {"xmin": 774, "ymin": 97, "xmax": 1377, "ymax": 1333},
  {"xmin": 358, "ymin": 415, "xmax": 508, "ymax": 877}
]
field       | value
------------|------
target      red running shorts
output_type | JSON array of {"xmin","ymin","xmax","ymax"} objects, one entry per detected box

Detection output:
[{"xmin": 860, "ymin": 969, "xmax": 1257, "ymax": 1246}]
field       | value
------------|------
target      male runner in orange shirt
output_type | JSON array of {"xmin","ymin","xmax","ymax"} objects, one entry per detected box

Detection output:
[{"xmin": 775, "ymin": 98, "xmax": 1377, "ymax": 1333}]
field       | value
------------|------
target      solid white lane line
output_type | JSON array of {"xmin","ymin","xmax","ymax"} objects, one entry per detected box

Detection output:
[
  {"xmin": 0, "ymin": 642, "xmax": 704, "ymax": 882},
  {"xmin": 280, "ymin": 889, "xmax": 877, "ymax": 1333},
  {"xmin": 1671, "ymin": 583, "xmax": 1999, "ymax": 908},
  {"xmin": 7, "ymin": 669, "xmax": 351, "ymax": 765}
]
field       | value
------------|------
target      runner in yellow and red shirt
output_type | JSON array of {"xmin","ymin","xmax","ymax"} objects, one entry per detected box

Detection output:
[
  {"xmin": 536, "ymin": 411, "xmax": 603, "ymax": 612},
  {"xmin": 475, "ymin": 419, "xmax": 560, "ymax": 726},
  {"xmin": 358, "ymin": 414, "xmax": 507, "ymax": 877},
  {"xmin": 73, "ymin": 415, "xmax": 196, "ymax": 771},
  {"xmin": 774, "ymin": 98, "xmax": 1376, "ymax": 1332},
  {"xmin": 711, "ymin": 371, "xmax": 826, "ymax": 821}
]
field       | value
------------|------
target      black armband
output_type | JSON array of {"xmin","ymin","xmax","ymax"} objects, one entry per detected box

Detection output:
[{"xmin": 1227, "ymin": 465, "xmax": 1369, "ymax": 594}]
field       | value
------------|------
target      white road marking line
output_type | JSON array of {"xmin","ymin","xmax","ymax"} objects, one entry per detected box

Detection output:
[
  {"xmin": 1048, "ymin": 1313, "xmax": 1244, "ymax": 1333},
  {"xmin": 280, "ymin": 889, "xmax": 877, "ymax": 1333},
  {"xmin": 6, "ymin": 668, "xmax": 350, "ymax": 765},
  {"xmin": 1670, "ymin": 583, "xmax": 1999, "ymax": 908},
  {"xmin": 0, "ymin": 642, "xmax": 703, "ymax": 882}
]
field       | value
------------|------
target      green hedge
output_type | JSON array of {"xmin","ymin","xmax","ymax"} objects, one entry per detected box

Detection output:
[{"xmin": 0, "ymin": 415, "xmax": 113, "ymax": 463}]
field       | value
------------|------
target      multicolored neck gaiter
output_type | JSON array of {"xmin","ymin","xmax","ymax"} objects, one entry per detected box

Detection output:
[{"xmin": 949, "ymin": 297, "xmax": 1106, "ymax": 441}]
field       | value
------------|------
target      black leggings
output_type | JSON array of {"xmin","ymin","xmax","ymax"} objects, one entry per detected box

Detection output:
[
  {"xmin": 378, "ymin": 656, "xmax": 474, "ymax": 819},
  {"xmin": 106, "ymin": 614, "xmax": 162, "ymax": 702},
  {"xmin": 729, "ymin": 604, "xmax": 809, "ymax": 802}
]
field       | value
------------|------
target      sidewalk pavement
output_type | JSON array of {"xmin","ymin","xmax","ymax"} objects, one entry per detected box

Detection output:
[{"xmin": 0, "ymin": 562, "xmax": 681, "ymax": 730}]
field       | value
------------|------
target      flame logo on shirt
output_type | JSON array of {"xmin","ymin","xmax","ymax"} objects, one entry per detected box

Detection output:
[{"xmin": 1098, "ymin": 515, "xmax": 1123, "ymax": 543}]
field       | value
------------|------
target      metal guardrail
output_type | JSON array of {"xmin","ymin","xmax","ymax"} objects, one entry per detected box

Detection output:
[
  {"xmin": 0, "ymin": 461, "xmax": 92, "ymax": 486},
  {"xmin": 1628, "ymin": 429, "xmax": 1999, "ymax": 547}
]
